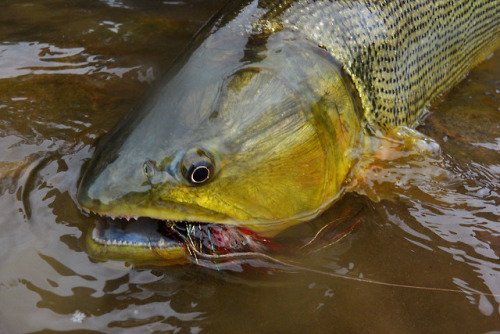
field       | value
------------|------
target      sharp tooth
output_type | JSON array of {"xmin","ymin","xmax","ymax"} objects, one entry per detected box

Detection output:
[{"xmin": 158, "ymin": 238, "xmax": 166, "ymax": 248}]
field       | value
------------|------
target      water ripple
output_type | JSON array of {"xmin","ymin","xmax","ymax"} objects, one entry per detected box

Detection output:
[{"xmin": 0, "ymin": 42, "xmax": 139, "ymax": 79}]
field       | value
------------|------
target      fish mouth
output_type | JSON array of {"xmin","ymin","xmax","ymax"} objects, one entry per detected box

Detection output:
[
  {"xmin": 85, "ymin": 211, "xmax": 277, "ymax": 265},
  {"xmin": 91, "ymin": 217, "xmax": 182, "ymax": 251}
]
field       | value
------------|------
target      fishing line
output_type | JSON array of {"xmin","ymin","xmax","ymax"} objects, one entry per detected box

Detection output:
[
  {"xmin": 299, "ymin": 208, "xmax": 354, "ymax": 250},
  {"xmin": 164, "ymin": 226, "xmax": 500, "ymax": 298},
  {"xmin": 193, "ymin": 248, "xmax": 500, "ymax": 298}
]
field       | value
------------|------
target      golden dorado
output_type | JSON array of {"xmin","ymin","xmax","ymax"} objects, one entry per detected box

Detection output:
[{"xmin": 77, "ymin": 0, "xmax": 500, "ymax": 264}]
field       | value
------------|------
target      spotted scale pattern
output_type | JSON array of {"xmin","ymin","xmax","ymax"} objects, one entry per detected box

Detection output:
[{"xmin": 261, "ymin": 0, "xmax": 500, "ymax": 130}]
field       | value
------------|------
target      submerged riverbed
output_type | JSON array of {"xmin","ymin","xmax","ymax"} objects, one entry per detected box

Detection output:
[{"xmin": 0, "ymin": 0, "xmax": 499, "ymax": 332}]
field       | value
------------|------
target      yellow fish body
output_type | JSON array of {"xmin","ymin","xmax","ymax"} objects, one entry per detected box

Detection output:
[{"xmin": 77, "ymin": 0, "xmax": 500, "ymax": 264}]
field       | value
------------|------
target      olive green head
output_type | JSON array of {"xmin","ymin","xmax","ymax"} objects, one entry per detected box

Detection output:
[{"xmin": 77, "ymin": 31, "xmax": 362, "ymax": 236}]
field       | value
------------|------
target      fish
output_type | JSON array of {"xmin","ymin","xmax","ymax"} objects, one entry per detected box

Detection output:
[{"xmin": 77, "ymin": 0, "xmax": 500, "ymax": 265}]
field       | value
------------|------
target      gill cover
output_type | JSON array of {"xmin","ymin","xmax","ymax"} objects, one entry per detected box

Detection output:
[{"xmin": 77, "ymin": 5, "xmax": 362, "ymax": 235}]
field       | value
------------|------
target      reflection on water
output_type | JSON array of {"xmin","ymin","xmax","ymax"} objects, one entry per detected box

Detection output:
[
  {"xmin": 0, "ymin": 42, "xmax": 139, "ymax": 78},
  {"xmin": 0, "ymin": 0, "xmax": 499, "ymax": 332}
]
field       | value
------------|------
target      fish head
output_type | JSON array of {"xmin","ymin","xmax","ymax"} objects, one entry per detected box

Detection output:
[{"xmin": 77, "ymin": 33, "xmax": 363, "ymax": 263}]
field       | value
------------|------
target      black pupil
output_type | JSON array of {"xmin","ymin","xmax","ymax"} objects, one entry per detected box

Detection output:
[{"xmin": 192, "ymin": 166, "xmax": 209, "ymax": 183}]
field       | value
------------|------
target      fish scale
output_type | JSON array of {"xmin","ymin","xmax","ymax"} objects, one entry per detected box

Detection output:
[{"xmin": 258, "ymin": 0, "xmax": 500, "ymax": 130}]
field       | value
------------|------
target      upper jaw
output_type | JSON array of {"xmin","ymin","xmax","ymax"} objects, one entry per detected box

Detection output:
[{"xmin": 78, "ymin": 197, "xmax": 234, "ymax": 225}]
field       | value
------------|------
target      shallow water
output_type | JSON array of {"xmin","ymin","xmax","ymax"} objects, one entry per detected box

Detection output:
[{"xmin": 0, "ymin": 1, "xmax": 499, "ymax": 333}]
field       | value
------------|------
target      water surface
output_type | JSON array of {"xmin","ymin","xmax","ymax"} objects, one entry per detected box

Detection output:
[{"xmin": 0, "ymin": 1, "xmax": 499, "ymax": 332}]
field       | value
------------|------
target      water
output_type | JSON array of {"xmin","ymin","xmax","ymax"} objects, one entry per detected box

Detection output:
[{"xmin": 0, "ymin": 0, "xmax": 499, "ymax": 332}]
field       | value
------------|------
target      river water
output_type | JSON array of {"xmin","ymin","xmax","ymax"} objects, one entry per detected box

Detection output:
[{"xmin": 0, "ymin": 0, "xmax": 499, "ymax": 333}]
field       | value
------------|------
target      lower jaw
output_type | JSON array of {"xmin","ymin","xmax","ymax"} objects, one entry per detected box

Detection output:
[{"xmin": 86, "ymin": 218, "xmax": 189, "ymax": 265}]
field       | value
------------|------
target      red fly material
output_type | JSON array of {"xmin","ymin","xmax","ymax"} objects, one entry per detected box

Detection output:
[
  {"xmin": 187, "ymin": 224, "xmax": 282, "ymax": 255},
  {"xmin": 161, "ymin": 222, "xmax": 282, "ymax": 257},
  {"xmin": 160, "ymin": 216, "xmax": 364, "ymax": 260},
  {"xmin": 158, "ymin": 206, "xmax": 364, "ymax": 260}
]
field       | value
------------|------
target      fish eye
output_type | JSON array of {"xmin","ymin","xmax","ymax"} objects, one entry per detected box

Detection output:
[
  {"xmin": 179, "ymin": 148, "xmax": 216, "ymax": 186},
  {"xmin": 187, "ymin": 161, "xmax": 213, "ymax": 184}
]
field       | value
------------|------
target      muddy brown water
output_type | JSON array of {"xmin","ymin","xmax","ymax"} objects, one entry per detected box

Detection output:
[{"xmin": 0, "ymin": 1, "xmax": 499, "ymax": 333}]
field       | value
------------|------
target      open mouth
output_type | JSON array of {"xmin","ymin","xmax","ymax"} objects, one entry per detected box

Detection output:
[
  {"xmin": 91, "ymin": 217, "xmax": 183, "ymax": 250},
  {"xmin": 86, "ymin": 214, "xmax": 279, "ymax": 265}
]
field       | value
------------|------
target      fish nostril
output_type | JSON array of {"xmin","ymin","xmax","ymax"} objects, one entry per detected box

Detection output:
[{"xmin": 142, "ymin": 161, "xmax": 156, "ymax": 179}]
